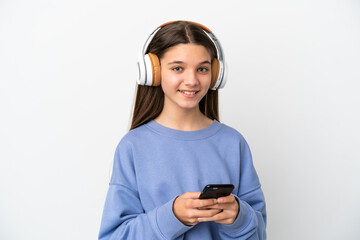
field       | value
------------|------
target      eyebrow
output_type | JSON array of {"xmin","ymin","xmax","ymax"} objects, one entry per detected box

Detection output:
[{"xmin": 167, "ymin": 60, "xmax": 211, "ymax": 65}]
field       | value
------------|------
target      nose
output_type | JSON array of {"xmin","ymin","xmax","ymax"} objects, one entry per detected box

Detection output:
[{"xmin": 184, "ymin": 69, "xmax": 199, "ymax": 86}]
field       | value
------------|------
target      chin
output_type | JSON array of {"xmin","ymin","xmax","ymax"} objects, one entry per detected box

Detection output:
[{"xmin": 177, "ymin": 103, "xmax": 200, "ymax": 111}]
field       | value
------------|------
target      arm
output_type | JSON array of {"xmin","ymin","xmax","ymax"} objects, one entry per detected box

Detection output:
[
  {"xmin": 217, "ymin": 188, "xmax": 266, "ymax": 239},
  {"xmin": 179, "ymin": 136, "xmax": 266, "ymax": 239},
  {"xmin": 98, "ymin": 184, "xmax": 192, "ymax": 240},
  {"xmin": 217, "ymin": 137, "xmax": 267, "ymax": 239},
  {"xmin": 98, "ymin": 139, "xmax": 192, "ymax": 240},
  {"xmin": 197, "ymin": 190, "xmax": 266, "ymax": 240}
]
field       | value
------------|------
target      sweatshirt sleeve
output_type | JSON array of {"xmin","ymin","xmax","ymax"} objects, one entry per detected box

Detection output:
[
  {"xmin": 98, "ymin": 139, "xmax": 192, "ymax": 240},
  {"xmin": 218, "ymin": 137, "xmax": 267, "ymax": 239}
]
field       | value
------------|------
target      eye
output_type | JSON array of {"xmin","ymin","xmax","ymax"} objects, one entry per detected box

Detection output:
[
  {"xmin": 172, "ymin": 67, "xmax": 183, "ymax": 72},
  {"xmin": 198, "ymin": 67, "xmax": 209, "ymax": 72}
]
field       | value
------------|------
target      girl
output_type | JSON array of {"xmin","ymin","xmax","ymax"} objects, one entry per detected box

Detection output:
[{"xmin": 99, "ymin": 20, "xmax": 266, "ymax": 240}]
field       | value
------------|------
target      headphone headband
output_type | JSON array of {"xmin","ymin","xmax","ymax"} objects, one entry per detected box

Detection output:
[
  {"xmin": 158, "ymin": 21, "xmax": 212, "ymax": 33},
  {"xmin": 137, "ymin": 20, "xmax": 227, "ymax": 90}
]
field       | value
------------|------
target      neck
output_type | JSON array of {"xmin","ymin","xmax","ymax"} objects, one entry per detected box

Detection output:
[{"xmin": 154, "ymin": 106, "xmax": 212, "ymax": 131}]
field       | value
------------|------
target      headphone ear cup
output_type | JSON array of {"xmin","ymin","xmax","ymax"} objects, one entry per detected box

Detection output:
[
  {"xmin": 218, "ymin": 62, "xmax": 228, "ymax": 89},
  {"xmin": 143, "ymin": 54, "xmax": 153, "ymax": 86},
  {"xmin": 137, "ymin": 55, "xmax": 146, "ymax": 85},
  {"xmin": 148, "ymin": 53, "xmax": 161, "ymax": 86},
  {"xmin": 210, "ymin": 58, "xmax": 220, "ymax": 89}
]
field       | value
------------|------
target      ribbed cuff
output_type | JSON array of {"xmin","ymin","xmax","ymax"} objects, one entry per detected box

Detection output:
[
  {"xmin": 155, "ymin": 198, "xmax": 193, "ymax": 239},
  {"xmin": 219, "ymin": 196, "xmax": 252, "ymax": 233}
]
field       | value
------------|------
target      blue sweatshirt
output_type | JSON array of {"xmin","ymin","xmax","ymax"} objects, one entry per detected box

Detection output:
[{"xmin": 99, "ymin": 120, "xmax": 266, "ymax": 240}]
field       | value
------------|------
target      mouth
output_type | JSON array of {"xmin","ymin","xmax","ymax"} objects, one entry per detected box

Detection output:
[{"xmin": 178, "ymin": 90, "xmax": 200, "ymax": 96}]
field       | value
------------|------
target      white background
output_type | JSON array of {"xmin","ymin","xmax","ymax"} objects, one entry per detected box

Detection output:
[{"xmin": 1, "ymin": 0, "xmax": 360, "ymax": 239}]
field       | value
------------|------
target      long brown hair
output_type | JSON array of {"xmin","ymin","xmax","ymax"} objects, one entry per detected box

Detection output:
[{"xmin": 130, "ymin": 21, "xmax": 219, "ymax": 130}]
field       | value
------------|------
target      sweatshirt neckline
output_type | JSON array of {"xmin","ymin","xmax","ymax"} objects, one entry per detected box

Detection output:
[{"xmin": 145, "ymin": 120, "xmax": 222, "ymax": 140}]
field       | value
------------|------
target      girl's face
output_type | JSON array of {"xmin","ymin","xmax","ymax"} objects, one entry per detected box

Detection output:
[{"xmin": 159, "ymin": 43, "xmax": 212, "ymax": 113}]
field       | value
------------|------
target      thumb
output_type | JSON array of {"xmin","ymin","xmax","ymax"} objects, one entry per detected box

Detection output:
[{"xmin": 183, "ymin": 192, "xmax": 202, "ymax": 199}]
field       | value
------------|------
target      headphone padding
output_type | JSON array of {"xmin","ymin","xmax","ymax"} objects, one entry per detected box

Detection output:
[
  {"xmin": 211, "ymin": 58, "xmax": 220, "ymax": 89},
  {"xmin": 148, "ymin": 53, "xmax": 161, "ymax": 86}
]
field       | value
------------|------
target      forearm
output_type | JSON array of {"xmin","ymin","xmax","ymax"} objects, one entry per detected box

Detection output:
[
  {"xmin": 218, "ymin": 188, "xmax": 266, "ymax": 239},
  {"xmin": 98, "ymin": 184, "xmax": 192, "ymax": 240}
]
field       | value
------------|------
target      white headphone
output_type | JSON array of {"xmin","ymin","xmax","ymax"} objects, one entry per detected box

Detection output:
[{"xmin": 136, "ymin": 20, "xmax": 227, "ymax": 90}]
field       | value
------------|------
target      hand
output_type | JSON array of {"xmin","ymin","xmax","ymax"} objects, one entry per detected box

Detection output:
[
  {"xmin": 173, "ymin": 192, "xmax": 222, "ymax": 226},
  {"xmin": 198, "ymin": 194, "xmax": 240, "ymax": 225}
]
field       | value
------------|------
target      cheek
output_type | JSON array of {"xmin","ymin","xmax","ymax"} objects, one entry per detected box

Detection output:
[
  {"xmin": 200, "ymin": 75, "xmax": 212, "ymax": 88},
  {"xmin": 161, "ymin": 72, "xmax": 181, "ymax": 88},
  {"xmin": 161, "ymin": 78, "xmax": 176, "ymax": 94}
]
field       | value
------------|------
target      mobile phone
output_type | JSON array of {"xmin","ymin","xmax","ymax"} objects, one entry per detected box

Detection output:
[{"xmin": 199, "ymin": 184, "xmax": 234, "ymax": 199}]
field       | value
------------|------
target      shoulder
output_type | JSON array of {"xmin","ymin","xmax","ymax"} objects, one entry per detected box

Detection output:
[
  {"xmin": 123, "ymin": 123, "xmax": 151, "ymax": 140},
  {"xmin": 217, "ymin": 121, "xmax": 247, "ymax": 142},
  {"xmin": 115, "ymin": 122, "xmax": 156, "ymax": 150},
  {"xmin": 216, "ymin": 122, "xmax": 253, "ymax": 153}
]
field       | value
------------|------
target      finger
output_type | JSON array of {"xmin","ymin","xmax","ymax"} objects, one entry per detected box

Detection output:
[
  {"xmin": 183, "ymin": 192, "xmax": 202, "ymax": 199},
  {"xmin": 197, "ymin": 211, "xmax": 228, "ymax": 223},
  {"xmin": 191, "ymin": 199, "xmax": 217, "ymax": 209},
  {"xmin": 199, "ymin": 207, "xmax": 238, "ymax": 222},
  {"xmin": 215, "ymin": 218, "xmax": 237, "ymax": 225},
  {"xmin": 217, "ymin": 194, "xmax": 236, "ymax": 204},
  {"xmin": 206, "ymin": 202, "xmax": 238, "ymax": 211},
  {"xmin": 204, "ymin": 204, "xmax": 227, "ymax": 210},
  {"xmin": 192, "ymin": 208, "xmax": 222, "ymax": 218}
]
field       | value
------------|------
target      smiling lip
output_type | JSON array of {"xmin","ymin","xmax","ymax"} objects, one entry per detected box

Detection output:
[{"xmin": 178, "ymin": 90, "xmax": 200, "ymax": 98}]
